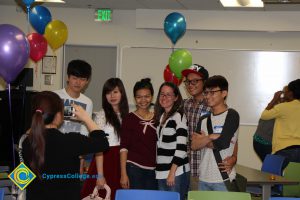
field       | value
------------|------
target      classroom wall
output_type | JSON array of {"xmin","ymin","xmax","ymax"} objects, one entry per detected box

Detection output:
[{"xmin": 2, "ymin": 5, "xmax": 300, "ymax": 169}]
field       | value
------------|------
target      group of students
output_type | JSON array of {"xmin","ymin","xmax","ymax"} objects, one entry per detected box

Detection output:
[{"xmin": 20, "ymin": 59, "xmax": 300, "ymax": 200}]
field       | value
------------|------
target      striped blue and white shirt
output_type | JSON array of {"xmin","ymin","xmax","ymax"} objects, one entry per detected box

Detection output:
[{"xmin": 156, "ymin": 112, "xmax": 190, "ymax": 179}]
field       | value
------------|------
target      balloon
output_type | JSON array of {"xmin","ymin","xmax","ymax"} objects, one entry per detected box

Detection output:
[
  {"xmin": 23, "ymin": 0, "xmax": 34, "ymax": 8},
  {"xmin": 27, "ymin": 33, "xmax": 48, "ymax": 62},
  {"xmin": 169, "ymin": 49, "xmax": 192, "ymax": 79},
  {"xmin": 44, "ymin": 20, "xmax": 68, "ymax": 50},
  {"xmin": 29, "ymin": 6, "xmax": 52, "ymax": 34},
  {"xmin": 0, "ymin": 24, "xmax": 30, "ymax": 83},
  {"xmin": 163, "ymin": 65, "xmax": 182, "ymax": 86},
  {"xmin": 164, "ymin": 12, "xmax": 186, "ymax": 45}
]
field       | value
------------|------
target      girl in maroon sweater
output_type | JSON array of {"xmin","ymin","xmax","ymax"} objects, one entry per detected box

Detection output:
[{"xmin": 120, "ymin": 78, "xmax": 157, "ymax": 189}]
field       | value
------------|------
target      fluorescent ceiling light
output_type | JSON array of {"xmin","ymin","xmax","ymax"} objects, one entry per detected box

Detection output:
[
  {"xmin": 220, "ymin": 0, "xmax": 264, "ymax": 7},
  {"xmin": 35, "ymin": 0, "xmax": 66, "ymax": 3}
]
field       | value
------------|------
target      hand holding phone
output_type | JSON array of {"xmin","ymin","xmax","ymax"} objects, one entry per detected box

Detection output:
[{"xmin": 64, "ymin": 105, "xmax": 75, "ymax": 118}]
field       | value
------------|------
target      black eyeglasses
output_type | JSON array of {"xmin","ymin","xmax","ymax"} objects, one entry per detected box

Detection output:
[
  {"xmin": 183, "ymin": 79, "xmax": 203, "ymax": 86},
  {"xmin": 203, "ymin": 90, "xmax": 222, "ymax": 96},
  {"xmin": 159, "ymin": 93, "xmax": 174, "ymax": 98}
]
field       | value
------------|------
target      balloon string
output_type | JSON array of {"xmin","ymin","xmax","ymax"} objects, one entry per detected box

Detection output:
[
  {"xmin": 34, "ymin": 62, "xmax": 38, "ymax": 78},
  {"xmin": 171, "ymin": 44, "xmax": 174, "ymax": 82},
  {"xmin": 27, "ymin": 6, "xmax": 30, "ymax": 34},
  {"xmin": 8, "ymin": 84, "xmax": 16, "ymax": 169}
]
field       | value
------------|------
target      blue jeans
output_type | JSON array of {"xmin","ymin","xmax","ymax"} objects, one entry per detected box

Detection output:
[
  {"xmin": 126, "ymin": 162, "xmax": 157, "ymax": 190},
  {"xmin": 157, "ymin": 171, "xmax": 190, "ymax": 200},
  {"xmin": 275, "ymin": 145, "xmax": 300, "ymax": 170},
  {"xmin": 199, "ymin": 181, "xmax": 228, "ymax": 191}
]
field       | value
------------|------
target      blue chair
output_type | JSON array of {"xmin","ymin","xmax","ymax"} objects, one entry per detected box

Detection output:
[
  {"xmin": 247, "ymin": 154, "xmax": 285, "ymax": 195},
  {"xmin": 261, "ymin": 154, "xmax": 285, "ymax": 176},
  {"xmin": 115, "ymin": 189, "xmax": 180, "ymax": 200},
  {"xmin": 0, "ymin": 188, "xmax": 4, "ymax": 200}
]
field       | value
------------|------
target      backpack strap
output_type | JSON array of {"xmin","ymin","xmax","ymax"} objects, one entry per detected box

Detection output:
[
  {"xmin": 207, "ymin": 115, "xmax": 230, "ymax": 181},
  {"xmin": 18, "ymin": 134, "xmax": 28, "ymax": 162},
  {"xmin": 194, "ymin": 114, "xmax": 210, "ymax": 134}
]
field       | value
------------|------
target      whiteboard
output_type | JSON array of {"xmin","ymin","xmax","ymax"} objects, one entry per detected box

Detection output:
[{"xmin": 120, "ymin": 47, "xmax": 300, "ymax": 125}]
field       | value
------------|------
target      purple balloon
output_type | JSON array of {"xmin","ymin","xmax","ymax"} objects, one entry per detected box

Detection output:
[{"xmin": 0, "ymin": 24, "xmax": 30, "ymax": 83}]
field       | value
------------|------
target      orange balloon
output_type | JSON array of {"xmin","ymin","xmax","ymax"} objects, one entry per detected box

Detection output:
[{"xmin": 44, "ymin": 20, "xmax": 68, "ymax": 50}]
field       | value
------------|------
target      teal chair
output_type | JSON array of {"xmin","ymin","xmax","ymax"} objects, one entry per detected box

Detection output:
[
  {"xmin": 283, "ymin": 162, "xmax": 300, "ymax": 197},
  {"xmin": 188, "ymin": 191, "xmax": 251, "ymax": 200},
  {"xmin": 115, "ymin": 189, "xmax": 180, "ymax": 200}
]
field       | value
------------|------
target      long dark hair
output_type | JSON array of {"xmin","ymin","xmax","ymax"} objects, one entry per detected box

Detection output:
[
  {"xmin": 29, "ymin": 91, "xmax": 63, "ymax": 178},
  {"xmin": 102, "ymin": 78, "xmax": 129, "ymax": 136},
  {"xmin": 154, "ymin": 82, "xmax": 183, "ymax": 125},
  {"xmin": 288, "ymin": 79, "xmax": 300, "ymax": 99}
]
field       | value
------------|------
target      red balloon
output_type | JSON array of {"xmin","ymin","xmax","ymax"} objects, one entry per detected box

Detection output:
[
  {"xmin": 163, "ymin": 65, "xmax": 182, "ymax": 86},
  {"xmin": 27, "ymin": 33, "xmax": 48, "ymax": 62}
]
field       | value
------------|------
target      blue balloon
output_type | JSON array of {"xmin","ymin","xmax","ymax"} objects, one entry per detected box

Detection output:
[
  {"xmin": 23, "ymin": 0, "xmax": 35, "ymax": 8},
  {"xmin": 164, "ymin": 12, "xmax": 186, "ymax": 45},
  {"xmin": 29, "ymin": 6, "xmax": 52, "ymax": 34}
]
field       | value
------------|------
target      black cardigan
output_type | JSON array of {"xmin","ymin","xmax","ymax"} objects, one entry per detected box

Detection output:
[{"xmin": 22, "ymin": 128, "xmax": 108, "ymax": 200}]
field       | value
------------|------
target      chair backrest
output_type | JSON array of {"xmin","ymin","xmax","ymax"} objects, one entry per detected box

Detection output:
[
  {"xmin": 270, "ymin": 197, "xmax": 300, "ymax": 200},
  {"xmin": 261, "ymin": 154, "xmax": 285, "ymax": 176},
  {"xmin": 188, "ymin": 191, "xmax": 251, "ymax": 200},
  {"xmin": 115, "ymin": 189, "xmax": 180, "ymax": 200},
  {"xmin": 0, "ymin": 188, "xmax": 4, "ymax": 200},
  {"xmin": 283, "ymin": 162, "xmax": 300, "ymax": 197}
]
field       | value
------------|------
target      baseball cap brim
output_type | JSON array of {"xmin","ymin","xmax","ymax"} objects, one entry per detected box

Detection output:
[{"xmin": 182, "ymin": 69, "xmax": 204, "ymax": 78}]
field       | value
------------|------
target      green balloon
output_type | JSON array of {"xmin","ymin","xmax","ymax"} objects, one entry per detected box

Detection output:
[{"xmin": 169, "ymin": 49, "xmax": 192, "ymax": 79}]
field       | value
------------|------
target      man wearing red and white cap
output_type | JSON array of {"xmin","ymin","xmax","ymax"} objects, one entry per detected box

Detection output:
[{"xmin": 182, "ymin": 64, "xmax": 237, "ymax": 190}]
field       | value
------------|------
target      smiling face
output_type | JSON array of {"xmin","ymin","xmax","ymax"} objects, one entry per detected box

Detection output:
[
  {"xmin": 204, "ymin": 87, "xmax": 227, "ymax": 108},
  {"xmin": 185, "ymin": 73, "xmax": 204, "ymax": 99},
  {"xmin": 135, "ymin": 88, "xmax": 153, "ymax": 110},
  {"xmin": 159, "ymin": 85, "xmax": 178, "ymax": 113},
  {"xmin": 106, "ymin": 86, "xmax": 122, "ymax": 108}
]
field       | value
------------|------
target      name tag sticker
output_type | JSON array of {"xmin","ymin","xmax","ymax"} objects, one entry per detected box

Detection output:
[{"xmin": 214, "ymin": 125, "xmax": 223, "ymax": 134}]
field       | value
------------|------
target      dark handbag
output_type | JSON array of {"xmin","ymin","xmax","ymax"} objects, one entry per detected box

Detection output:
[
  {"xmin": 224, "ymin": 173, "xmax": 247, "ymax": 192},
  {"xmin": 206, "ymin": 111, "xmax": 247, "ymax": 192}
]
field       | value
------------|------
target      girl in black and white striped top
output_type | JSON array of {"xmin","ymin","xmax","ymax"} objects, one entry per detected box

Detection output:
[{"xmin": 154, "ymin": 82, "xmax": 190, "ymax": 200}]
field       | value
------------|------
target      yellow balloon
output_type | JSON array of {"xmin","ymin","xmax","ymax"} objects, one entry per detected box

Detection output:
[{"xmin": 44, "ymin": 20, "xmax": 68, "ymax": 50}]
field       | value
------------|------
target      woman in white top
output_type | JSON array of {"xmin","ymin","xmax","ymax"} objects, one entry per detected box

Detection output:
[{"xmin": 81, "ymin": 78, "xmax": 129, "ymax": 200}]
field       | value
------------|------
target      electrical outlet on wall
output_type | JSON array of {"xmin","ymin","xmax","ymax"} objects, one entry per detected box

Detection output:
[{"xmin": 44, "ymin": 75, "xmax": 53, "ymax": 85}]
